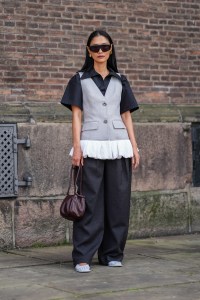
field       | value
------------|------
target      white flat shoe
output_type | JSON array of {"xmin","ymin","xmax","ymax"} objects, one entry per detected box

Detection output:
[
  {"xmin": 108, "ymin": 261, "xmax": 122, "ymax": 267},
  {"xmin": 75, "ymin": 264, "xmax": 91, "ymax": 273}
]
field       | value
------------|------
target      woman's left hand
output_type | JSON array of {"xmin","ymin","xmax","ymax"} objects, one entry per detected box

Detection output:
[{"xmin": 132, "ymin": 151, "xmax": 140, "ymax": 169}]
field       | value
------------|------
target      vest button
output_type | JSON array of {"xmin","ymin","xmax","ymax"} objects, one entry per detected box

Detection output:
[
  {"xmin": 104, "ymin": 120, "xmax": 108, "ymax": 124},
  {"xmin": 102, "ymin": 102, "xmax": 107, "ymax": 106}
]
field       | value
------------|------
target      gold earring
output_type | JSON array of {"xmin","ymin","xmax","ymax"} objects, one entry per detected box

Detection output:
[{"xmin": 89, "ymin": 53, "xmax": 92, "ymax": 57}]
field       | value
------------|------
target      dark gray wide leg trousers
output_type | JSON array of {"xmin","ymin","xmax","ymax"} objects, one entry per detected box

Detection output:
[{"xmin": 72, "ymin": 157, "xmax": 132, "ymax": 266}]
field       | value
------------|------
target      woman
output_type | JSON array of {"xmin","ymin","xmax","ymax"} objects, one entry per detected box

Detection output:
[{"xmin": 61, "ymin": 30, "xmax": 140, "ymax": 273}]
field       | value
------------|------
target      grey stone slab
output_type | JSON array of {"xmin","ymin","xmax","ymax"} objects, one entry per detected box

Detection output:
[
  {"xmin": 129, "ymin": 191, "xmax": 189, "ymax": 238},
  {"xmin": 126, "ymin": 234, "xmax": 200, "ymax": 256},
  {"xmin": 129, "ymin": 234, "xmax": 200, "ymax": 247},
  {"xmin": 0, "ymin": 235, "xmax": 200, "ymax": 300},
  {"xmin": 80, "ymin": 282, "xmax": 200, "ymax": 300},
  {"xmin": 17, "ymin": 123, "xmax": 72, "ymax": 198},
  {"xmin": 14, "ymin": 199, "xmax": 71, "ymax": 248},
  {"xmin": 7, "ymin": 245, "xmax": 73, "ymax": 263},
  {"xmin": 2, "ymin": 103, "xmax": 200, "ymax": 124},
  {"xmin": 0, "ymin": 252, "xmax": 54, "ymax": 269},
  {"xmin": 132, "ymin": 123, "xmax": 192, "ymax": 191},
  {"xmin": 17, "ymin": 122, "xmax": 192, "ymax": 195},
  {"xmin": 0, "ymin": 201, "xmax": 13, "ymax": 249},
  {"xmin": 191, "ymin": 187, "xmax": 200, "ymax": 231},
  {"xmin": 14, "ymin": 258, "xmax": 198, "ymax": 296},
  {"xmin": 0, "ymin": 284, "xmax": 75, "ymax": 300}
]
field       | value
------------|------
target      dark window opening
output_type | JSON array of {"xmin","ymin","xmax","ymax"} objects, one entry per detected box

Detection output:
[{"xmin": 192, "ymin": 123, "xmax": 200, "ymax": 187}]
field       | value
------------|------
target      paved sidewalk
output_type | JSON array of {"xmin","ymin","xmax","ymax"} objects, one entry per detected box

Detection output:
[{"xmin": 0, "ymin": 234, "xmax": 200, "ymax": 300}]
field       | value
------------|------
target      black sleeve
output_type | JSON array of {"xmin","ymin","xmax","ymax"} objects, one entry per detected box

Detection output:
[
  {"xmin": 60, "ymin": 73, "xmax": 83, "ymax": 111},
  {"xmin": 120, "ymin": 75, "xmax": 139, "ymax": 114}
]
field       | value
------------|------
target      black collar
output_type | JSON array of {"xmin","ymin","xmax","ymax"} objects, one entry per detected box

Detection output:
[{"xmin": 79, "ymin": 67, "xmax": 121, "ymax": 81}]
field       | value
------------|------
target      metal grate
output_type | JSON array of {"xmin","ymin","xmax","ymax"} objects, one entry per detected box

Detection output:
[
  {"xmin": 192, "ymin": 123, "xmax": 200, "ymax": 187},
  {"xmin": 0, "ymin": 124, "xmax": 17, "ymax": 197}
]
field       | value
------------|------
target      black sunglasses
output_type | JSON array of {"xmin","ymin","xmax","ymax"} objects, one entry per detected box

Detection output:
[{"xmin": 89, "ymin": 44, "xmax": 111, "ymax": 53}]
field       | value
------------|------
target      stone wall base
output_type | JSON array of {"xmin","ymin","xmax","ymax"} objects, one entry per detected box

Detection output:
[
  {"xmin": 129, "ymin": 188, "xmax": 191, "ymax": 238},
  {"xmin": 0, "ymin": 187, "xmax": 199, "ymax": 249},
  {"xmin": 0, "ymin": 121, "xmax": 198, "ymax": 249}
]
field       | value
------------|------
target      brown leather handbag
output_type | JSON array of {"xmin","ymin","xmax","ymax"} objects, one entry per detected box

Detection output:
[{"xmin": 60, "ymin": 165, "xmax": 85, "ymax": 221}]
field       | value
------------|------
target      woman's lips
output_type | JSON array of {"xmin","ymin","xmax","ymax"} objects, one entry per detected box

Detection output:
[{"xmin": 97, "ymin": 55, "xmax": 105, "ymax": 58}]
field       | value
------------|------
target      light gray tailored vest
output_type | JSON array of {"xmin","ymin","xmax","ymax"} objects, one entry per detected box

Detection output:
[{"xmin": 79, "ymin": 73, "xmax": 129, "ymax": 141}]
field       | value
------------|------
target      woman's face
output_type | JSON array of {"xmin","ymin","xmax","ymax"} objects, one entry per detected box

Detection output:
[{"xmin": 87, "ymin": 35, "xmax": 112, "ymax": 65}]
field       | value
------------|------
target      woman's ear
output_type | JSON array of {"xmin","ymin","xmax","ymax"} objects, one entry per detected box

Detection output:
[{"xmin": 87, "ymin": 46, "xmax": 92, "ymax": 57}]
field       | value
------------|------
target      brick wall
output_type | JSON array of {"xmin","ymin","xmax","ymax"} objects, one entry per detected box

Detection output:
[{"xmin": 0, "ymin": 0, "xmax": 200, "ymax": 105}]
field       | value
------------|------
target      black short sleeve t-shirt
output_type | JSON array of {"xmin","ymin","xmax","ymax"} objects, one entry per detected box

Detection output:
[{"xmin": 61, "ymin": 68, "xmax": 139, "ymax": 114}]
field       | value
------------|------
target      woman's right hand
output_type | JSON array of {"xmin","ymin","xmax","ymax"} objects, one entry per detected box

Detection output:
[{"xmin": 72, "ymin": 146, "xmax": 83, "ymax": 166}]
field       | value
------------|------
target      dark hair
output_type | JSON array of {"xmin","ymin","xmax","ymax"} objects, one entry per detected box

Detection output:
[{"xmin": 80, "ymin": 30, "xmax": 118, "ymax": 72}]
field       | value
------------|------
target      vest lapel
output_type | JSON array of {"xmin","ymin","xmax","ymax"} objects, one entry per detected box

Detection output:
[{"xmin": 87, "ymin": 77, "xmax": 114, "ymax": 99}]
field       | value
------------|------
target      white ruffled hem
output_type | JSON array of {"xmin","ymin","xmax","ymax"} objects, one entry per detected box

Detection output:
[{"xmin": 69, "ymin": 140, "xmax": 133, "ymax": 160}]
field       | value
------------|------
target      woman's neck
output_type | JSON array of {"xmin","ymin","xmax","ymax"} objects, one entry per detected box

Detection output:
[
  {"xmin": 94, "ymin": 63, "xmax": 109, "ymax": 78},
  {"xmin": 94, "ymin": 62, "xmax": 108, "ymax": 73}
]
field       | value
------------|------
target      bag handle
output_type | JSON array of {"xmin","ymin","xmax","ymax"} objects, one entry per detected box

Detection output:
[
  {"xmin": 73, "ymin": 164, "xmax": 83, "ymax": 195},
  {"xmin": 67, "ymin": 165, "xmax": 83, "ymax": 195}
]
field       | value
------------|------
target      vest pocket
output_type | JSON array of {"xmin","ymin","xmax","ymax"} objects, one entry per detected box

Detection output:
[
  {"xmin": 82, "ymin": 121, "xmax": 99, "ymax": 131},
  {"xmin": 112, "ymin": 120, "xmax": 126, "ymax": 129}
]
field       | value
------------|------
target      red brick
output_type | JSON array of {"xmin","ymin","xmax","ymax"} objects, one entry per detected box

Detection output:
[{"xmin": 0, "ymin": 0, "xmax": 199, "ymax": 104}]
